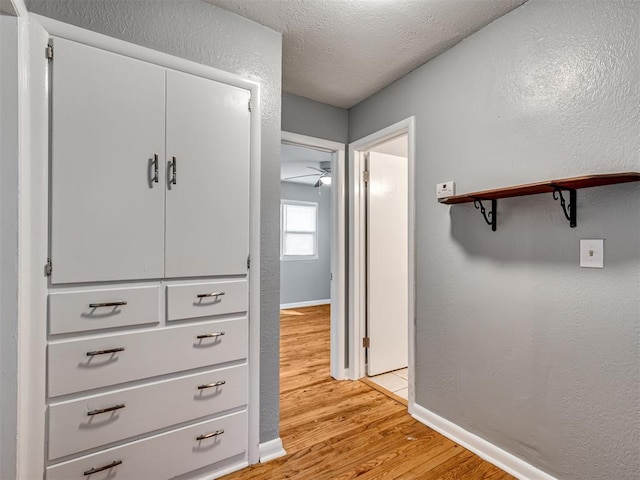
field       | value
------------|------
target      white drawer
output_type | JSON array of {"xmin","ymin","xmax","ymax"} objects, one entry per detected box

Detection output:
[
  {"xmin": 166, "ymin": 280, "xmax": 247, "ymax": 321},
  {"xmin": 48, "ymin": 363, "xmax": 247, "ymax": 460},
  {"xmin": 48, "ymin": 318, "xmax": 247, "ymax": 397},
  {"xmin": 46, "ymin": 410, "xmax": 247, "ymax": 480},
  {"xmin": 49, "ymin": 286, "xmax": 160, "ymax": 335}
]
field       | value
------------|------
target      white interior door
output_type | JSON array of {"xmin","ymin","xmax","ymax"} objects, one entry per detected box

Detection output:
[
  {"xmin": 165, "ymin": 70, "xmax": 251, "ymax": 278},
  {"xmin": 366, "ymin": 151, "xmax": 409, "ymax": 376},
  {"xmin": 50, "ymin": 37, "xmax": 166, "ymax": 284}
]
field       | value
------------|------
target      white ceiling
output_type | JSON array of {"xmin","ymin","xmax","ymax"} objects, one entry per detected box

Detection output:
[
  {"xmin": 206, "ymin": 0, "xmax": 527, "ymax": 108},
  {"xmin": 281, "ymin": 143, "xmax": 333, "ymax": 186}
]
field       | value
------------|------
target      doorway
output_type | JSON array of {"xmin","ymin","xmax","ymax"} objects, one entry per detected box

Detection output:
[
  {"xmin": 348, "ymin": 118, "xmax": 416, "ymax": 412},
  {"xmin": 364, "ymin": 136, "xmax": 410, "ymax": 401},
  {"xmin": 280, "ymin": 131, "xmax": 347, "ymax": 380}
]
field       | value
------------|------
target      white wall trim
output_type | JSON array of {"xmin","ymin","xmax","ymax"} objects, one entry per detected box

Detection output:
[
  {"xmin": 259, "ymin": 438, "xmax": 287, "ymax": 463},
  {"xmin": 280, "ymin": 299, "xmax": 331, "ymax": 309},
  {"xmin": 347, "ymin": 117, "xmax": 416, "ymax": 413},
  {"xmin": 281, "ymin": 131, "xmax": 347, "ymax": 381},
  {"xmin": 18, "ymin": 14, "xmax": 262, "ymax": 475},
  {"xmin": 30, "ymin": 14, "xmax": 259, "ymax": 92},
  {"xmin": 411, "ymin": 403, "xmax": 558, "ymax": 480},
  {"xmin": 17, "ymin": 15, "xmax": 48, "ymax": 479},
  {"xmin": 282, "ymin": 131, "xmax": 343, "ymax": 152}
]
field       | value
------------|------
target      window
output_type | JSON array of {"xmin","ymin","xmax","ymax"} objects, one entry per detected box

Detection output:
[{"xmin": 281, "ymin": 200, "xmax": 318, "ymax": 259}]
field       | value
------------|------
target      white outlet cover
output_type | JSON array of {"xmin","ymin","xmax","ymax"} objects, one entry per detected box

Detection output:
[{"xmin": 580, "ymin": 239, "xmax": 604, "ymax": 268}]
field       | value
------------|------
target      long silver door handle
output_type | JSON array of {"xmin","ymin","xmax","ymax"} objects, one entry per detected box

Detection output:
[
  {"xmin": 89, "ymin": 301, "xmax": 127, "ymax": 308},
  {"xmin": 83, "ymin": 460, "xmax": 122, "ymax": 476},
  {"xmin": 196, "ymin": 291, "xmax": 225, "ymax": 299},
  {"xmin": 86, "ymin": 347, "xmax": 125, "ymax": 357},
  {"xmin": 196, "ymin": 429, "xmax": 224, "ymax": 441},
  {"xmin": 170, "ymin": 156, "xmax": 177, "ymax": 185},
  {"xmin": 87, "ymin": 404, "xmax": 125, "ymax": 416},
  {"xmin": 196, "ymin": 332, "xmax": 225, "ymax": 339},
  {"xmin": 152, "ymin": 154, "xmax": 159, "ymax": 184},
  {"xmin": 197, "ymin": 381, "xmax": 226, "ymax": 390}
]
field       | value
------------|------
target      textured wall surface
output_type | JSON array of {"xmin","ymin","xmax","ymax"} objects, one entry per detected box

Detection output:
[
  {"xmin": 26, "ymin": 0, "xmax": 283, "ymax": 443},
  {"xmin": 0, "ymin": 15, "xmax": 19, "ymax": 480},
  {"xmin": 349, "ymin": 1, "xmax": 639, "ymax": 478},
  {"xmin": 282, "ymin": 92, "xmax": 348, "ymax": 144},
  {"xmin": 280, "ymin": 182, "xmax": 331, "ymax": 305}
]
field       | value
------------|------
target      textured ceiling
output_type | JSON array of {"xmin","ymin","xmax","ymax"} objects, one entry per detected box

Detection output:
[{"xmin": 206, "ymin": 0, "xmax": 527, "ymax": 108}]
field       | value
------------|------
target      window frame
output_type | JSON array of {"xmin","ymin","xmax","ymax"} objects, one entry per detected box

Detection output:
[{"xmin": 280, "ymin": 199, "xmax": 319, "ymax": 261}]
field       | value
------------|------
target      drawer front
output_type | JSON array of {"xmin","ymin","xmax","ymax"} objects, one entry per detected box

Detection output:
[
  {"xmin": 48, "ymin": 319, "xmax": 247, "ymax": 397},
  {"xmin": 46, "ymin": 410, "xmax": 247, "ymax": 480},
  {"xmin": 48, "ymin": 364, "xmax": 247, "ymax": 460},
  {"xmin": 167, "ymin": 280, "xmax": 247, "ymax": 321},
  {"xmin": 49, "ymin": 286, "xmax": 160, "ymax": 335}
]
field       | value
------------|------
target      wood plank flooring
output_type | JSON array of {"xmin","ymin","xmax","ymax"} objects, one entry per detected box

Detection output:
[{"xmin": 222, "ymin": 305, "xmax": 514, "ymax": 480}]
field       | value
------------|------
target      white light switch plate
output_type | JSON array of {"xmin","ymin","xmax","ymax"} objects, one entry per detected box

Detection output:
[
  {"xmin": 580, "ymin": 239, "xmax": 604, "ymax": 268},
  {"xmin": 436, "ymin": 181, "xmax": 455, "ymax": 199}
]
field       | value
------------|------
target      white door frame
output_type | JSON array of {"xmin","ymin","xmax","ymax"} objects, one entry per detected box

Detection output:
[
  {"xmin": 281, "ymin": 131, "xmax": 347, "ymax": 380},
  {"xmin": 17, "ymin": 14, "xmax": 263, "ymax": 477},
  {"xmin": 348, "ymin": 117, "xmax": 416, "ymax": 412}
]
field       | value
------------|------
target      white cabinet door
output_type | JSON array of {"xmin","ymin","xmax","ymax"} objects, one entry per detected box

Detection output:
[
  {"xmin": 50, "ymin": 37, "xmax": 165, "ymax": 284},
  {"xmin": 165, "ymin": 70, "xmax": 251, "ymax": 278}
]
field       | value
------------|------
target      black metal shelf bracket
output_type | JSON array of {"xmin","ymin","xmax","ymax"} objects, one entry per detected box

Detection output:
[
  {"xmin": 473, "ymin": 199, "xmax": 497, "ymax": 232},
  {"xmin": 552, "ymin": 186, "xmax": 577, "ymax": 228}
]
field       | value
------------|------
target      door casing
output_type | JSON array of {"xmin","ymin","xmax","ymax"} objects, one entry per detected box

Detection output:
[
  {"xmin": 281, "ymin": 131, "xmax": 347, "ymax": 380},
  {"xmin": 348, "ymin": 117, "xmax": 416, "ymax": 413}
]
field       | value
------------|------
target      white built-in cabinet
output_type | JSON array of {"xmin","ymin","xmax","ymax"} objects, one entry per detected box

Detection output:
[
  {"xmin": 45, "ymin": 36, "xmax": 253, "ymax": 479},
  {"xmin": 51, "ymin": 37, "xmax": 250, "ymax": 284}
]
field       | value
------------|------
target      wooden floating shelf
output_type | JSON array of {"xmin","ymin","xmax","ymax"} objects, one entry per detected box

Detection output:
[
  {"xmin": 438, "ymin": 172, "xmax": 640, "ymax": 231},
  {"xmin": 439, "ymin": 173, "xmax": 640, "ymax": 205}
]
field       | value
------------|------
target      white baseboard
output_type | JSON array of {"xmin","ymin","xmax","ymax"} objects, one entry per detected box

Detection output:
[
  {"xmin": 280, "ymin": 299, "xmax": 330, "ymax": 309},
  {"xmin": 259, "ymin": 438, "xmax": 286, "ymax": 463},
  {"xmin": 411, "ymin": 403, "xmax": 557, "ymax": 480}
]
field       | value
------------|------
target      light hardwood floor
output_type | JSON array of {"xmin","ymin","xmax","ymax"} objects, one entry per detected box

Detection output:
[{"xmin": 222, "ymin": 304, "xmax": 514, "ymax": 480}]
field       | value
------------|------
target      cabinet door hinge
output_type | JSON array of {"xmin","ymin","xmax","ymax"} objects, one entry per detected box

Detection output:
[
  {"xmin": 363, "ymin": 171, "xmax": 370, "ymax": 183},
  {"xmin": 247, "ymin": 254, "xmax": 251, "ymax": 269},
  {"xmin": 44, "ymin": 259, "xmax": 52, "ymax": 276},
  {"xmin": 46, "ymin": 44, "xmax": 53, "ymax": 62},
  {"xmin": 248, "ymin": 98, "xmax": 252, "ymax": 112},
  {"xmin": 362, "ymin": 337, "xmax": 370, "ymax": 348}
]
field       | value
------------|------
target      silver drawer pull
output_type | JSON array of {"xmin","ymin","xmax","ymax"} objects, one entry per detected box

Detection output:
[
  {"xmin": 197, "ymin": 381, "xmax": 226, "ymax": 390},
  {"xmin": 196, "ymin": 429, "xmax": 224, "ymax": 441},
  {"xmin": 87, "ymin": 404, "xmax": 125, "ymax": 416},
  {"xmin": 88, "ymin": 301, "xmax": 127, "ymax": 308},
  {"xmin": 196, "ymin": 291, "xmax": 225, "ymax": 299},
  {"xmin": 83, "ymin": 460, "xmax": 122, "ymax": 476},
  {"xmin": 86, "ymin": 347, "xmax": 125, "ymax": 357},
  {"xmin": 196, "ymin": 332, "xmax": 225, "ymax": 339}
]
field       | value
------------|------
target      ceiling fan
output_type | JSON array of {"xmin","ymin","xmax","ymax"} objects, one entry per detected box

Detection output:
[{"xmin": 284, "ymin": 161, "xmax": 331, "ymax": 187}]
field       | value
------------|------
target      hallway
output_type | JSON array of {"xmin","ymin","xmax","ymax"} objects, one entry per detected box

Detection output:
[{"xmin": 222, "ymin": 305, "xmax": 514, "ymax": 479}]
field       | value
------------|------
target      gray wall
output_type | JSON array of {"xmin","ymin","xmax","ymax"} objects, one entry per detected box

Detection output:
[
  {"xmin": 282, "ymin": 92, "xmax": 348, "ymax": 144},
  {"xmin": 0, "ymin": 14, "xmax": 19, "ymax": 480},
  {"xmin": 349, "ymin": 1, "xmax": 639, "ymax": 479},
  {"xmin": 280, "ymin": 182, "xmax": 331, "ymax": 306},
  {"xmin": 26, "ymin": 0, "xmax": 283, "ymax": 443}
]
